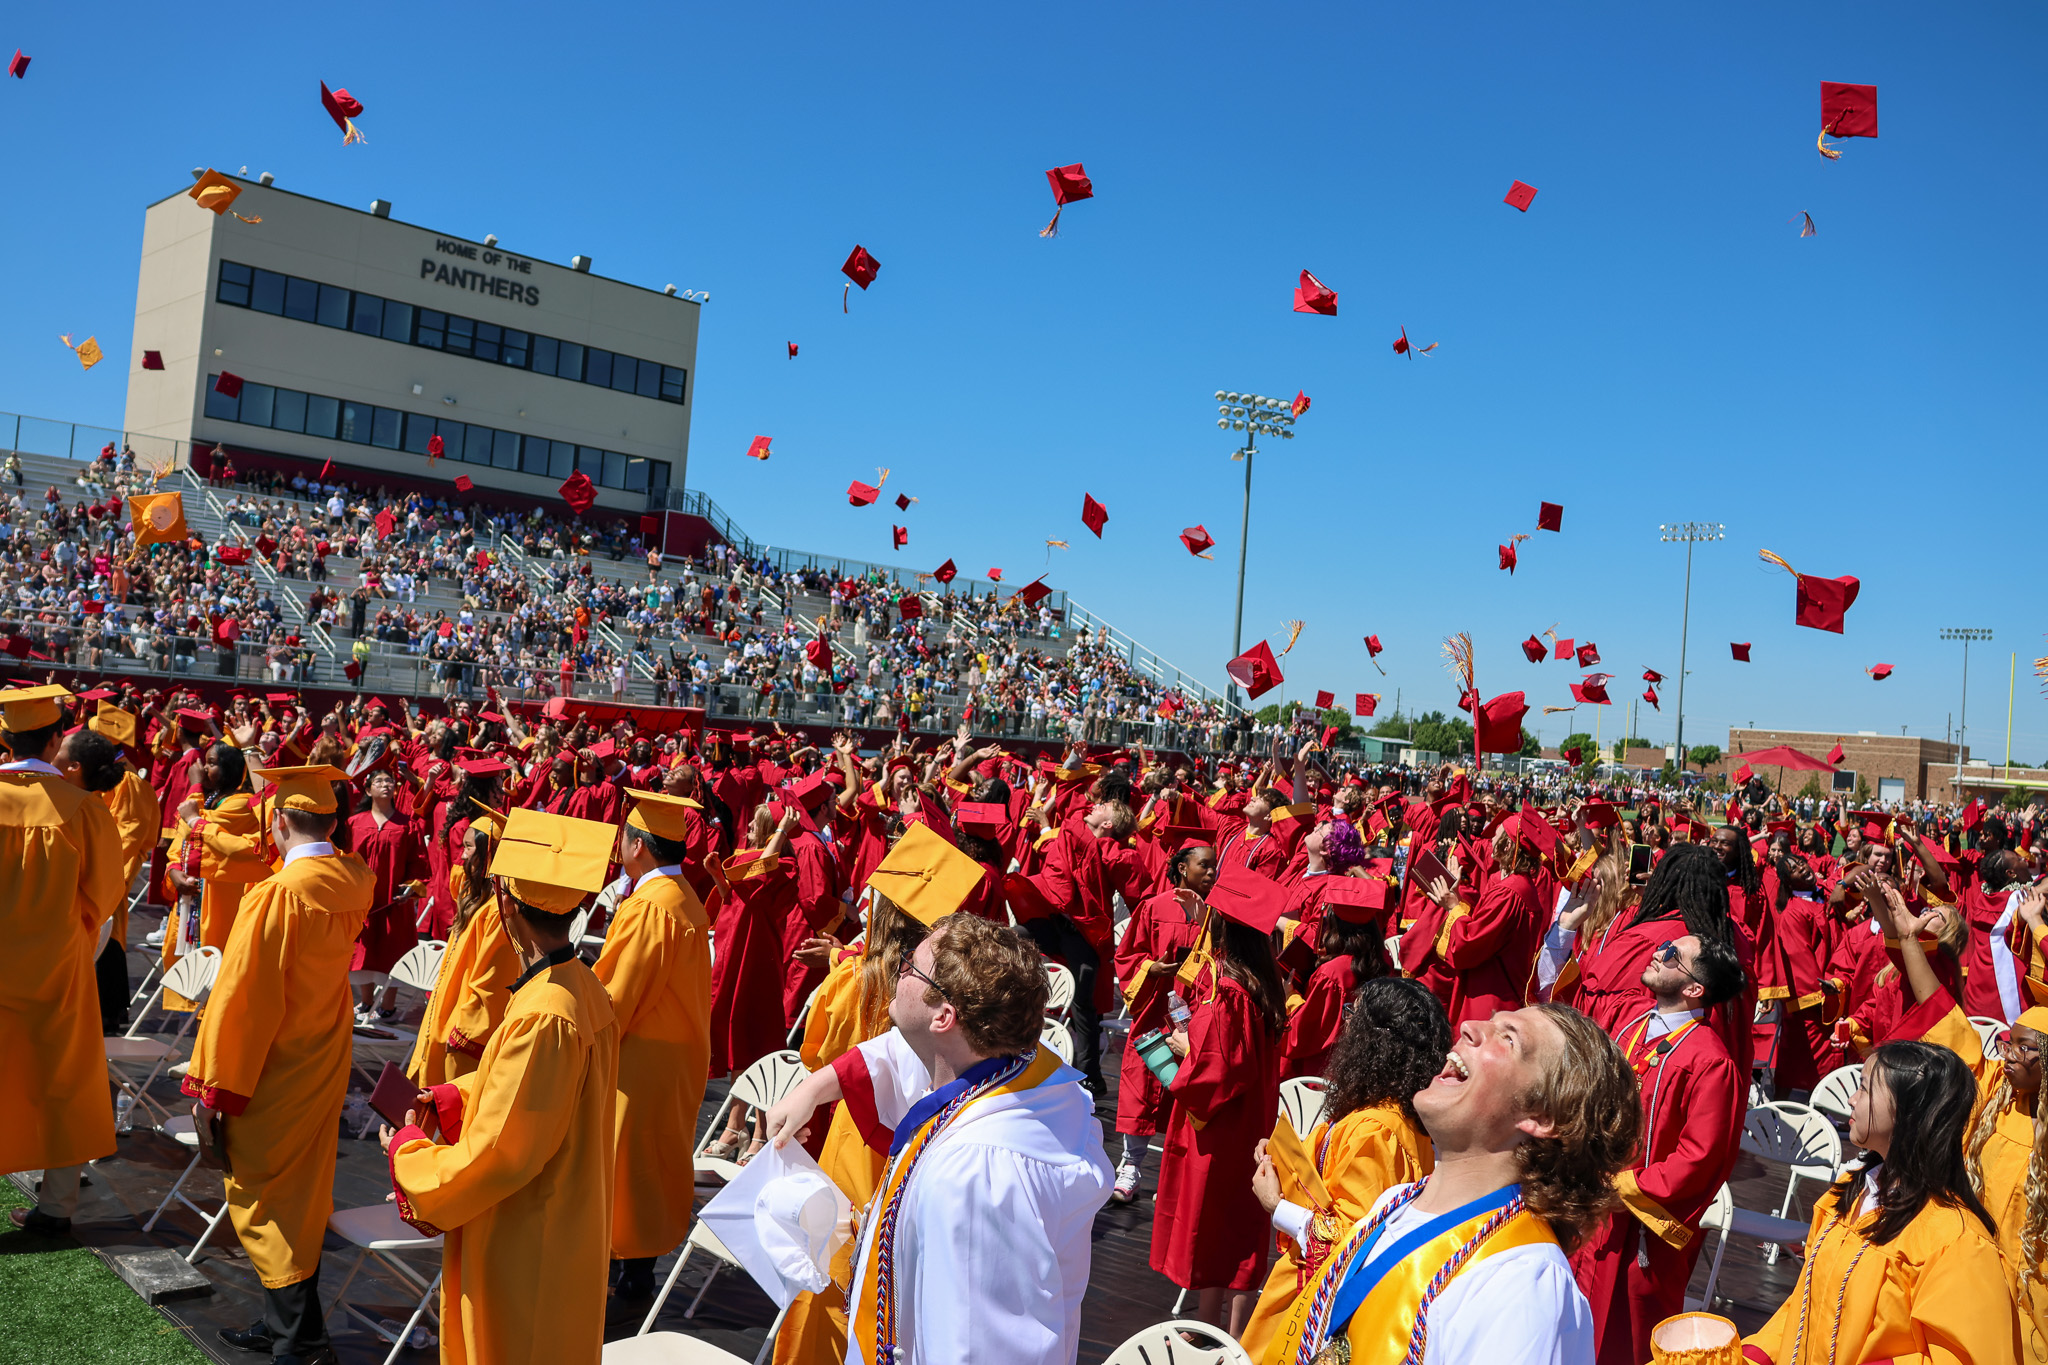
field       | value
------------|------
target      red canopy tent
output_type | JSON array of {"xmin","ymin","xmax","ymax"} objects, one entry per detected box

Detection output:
[{"xmin": 1727, "ymin": 744, "xmax": 1836, "ymax": 791}]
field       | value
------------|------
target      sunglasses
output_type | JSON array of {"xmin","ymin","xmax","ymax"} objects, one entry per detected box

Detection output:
[
  {"xmin": 1654, "ymin": 939, "xmax": 1702, "ymax": 986},
  {"xmin": 898, "ymin": 959, "xmax": 947, "ymax": 1000}
]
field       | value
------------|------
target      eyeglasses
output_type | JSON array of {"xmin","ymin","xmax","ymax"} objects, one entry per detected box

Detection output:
[
  {"xmin": 1654, "ymin": 939, "xmax": 1702, "ymax": 985},
  {"xmin": 1992, "ymin": 1035, "xmax": 2042, "ymax": 1062},
  {"xmin": 898, "ymin": 959, "xmax": 947, "ymax": 1000}
]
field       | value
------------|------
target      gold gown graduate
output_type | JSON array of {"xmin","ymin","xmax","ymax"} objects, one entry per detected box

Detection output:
[
  {"xmin": 0, "ymin": 713, "xmax": 126, "ymax": 1175},
  {"xmin": 102, "ymin": 766, "xmax": 161, "ymax": 951},
  {"xmin": 1241, "ymin": 1100, "xmax": 1436, "ymax": 1362},
  {"xmin": 181, "ymin": 786, "xmax": 374, "ymax": 1290},
  {"xmin": 389, "ymin": 809, "xmax": 621, "ymax": 1365},
  {"xmin": 596, "ymin": 791, "xmax": 713, "ymax": 1260},
  {"xmin": 407, "ymin": 850, "xmax": 524, "ymax": 1089}
]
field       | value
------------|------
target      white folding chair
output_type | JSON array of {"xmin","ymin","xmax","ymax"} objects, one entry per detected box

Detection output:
[
  {"xmin": 1809, "ymin": 1064, "xmax": 1863, "ymax": 1130},
  {"xmin": 325, "ymin": 1201, "xmax": 444, "ymax": 1365},
  {"xmin": 1969, "ymin": 1016, "xmax": 2010, "ymax": 1054},
  {"xmin": 1741, "ymin": 1101, "xmax": 1842, "ymax": 1262},
  {"xmin": 1692, "ymin": 1182, "xmax": 1809, "ymax": 1310},
  {"xmin": 107, "ymin": 946, "xmax": 222, "ymax": 1125},
  {"xmin": 1041, "ymin": 1017, "xmax": 1074, "ymax": 1063},
  {"xmin": 1278, "ymin": 1075, "xmax": 1329, "ymax": 1137},
  {"xmin": 1102, "ymin": 1319, "xmax": 1255, "ymax": 1365},
  {"xmin": 605, "ymin": 1333, "xmax": 753, "ymax": 1364},
  {"xmin": 1044, "ymin": 962, "xmax": 1076, "ymax": 1022},
  {"xmin": 692, "ymin": 1049, "xmax": 810, "ymax": 1187},
  {"xmin": 139, "ymin": 1113, "xmax": 233, "ymax": 1264},
  {"xmin": 638, "ymin": 1220, "xmax": 748, "ymax": 1335},
  {"xmin": 389, "ymin": 939, "xmax": 446, "ymax": 997}
]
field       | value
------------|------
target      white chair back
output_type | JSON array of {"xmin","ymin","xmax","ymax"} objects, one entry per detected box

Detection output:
[
  {"xmin": 1968, "ymin": 1016, "xmax": 2010, "ymax": 1054},
  {"xmin": 389, "ymin": 940, "xmax": 446, "ymax": 994},
  {"xmin": 1278, "ymin": 1076, "xmax": 1329, "ymax": 1137},
  {"xmin": 1040, "ymin": 1018, "xmax": 1074, "ymax": 1063},
  {"xmin": 567, "ymin": 906, "xmax": 593, "ymax": 947},
  {"xmin": 727, "ymin": 1049, "xmax": 809, "ymax": 1113},
  {"xmin": 1044, "ymin": 961, "xmax": 1076, "ymax": 1018},
  {"xmin": 161, "ymin": 945, "xmax": 223, "ymax": 1008},
  {"xmin": 1809, "ymin": 1064, "xmax": 1863, "ymax": 1126},
  {"xmin": 1742, "ymin": 1101, "xmax": 1842, "ymax": 1179},
  {"xmin": 1103, "ymin": 1320, "xmax": 1256, "ymax": 1365},
  {"xmin": 1698, "ymin": 1182, "xmax": 1734, "ymax": 1234}
]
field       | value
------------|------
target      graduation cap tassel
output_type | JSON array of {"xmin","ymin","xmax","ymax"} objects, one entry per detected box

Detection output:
[
  {"xmin": 843, "ymin": 283, "xmax": 851, "ymax": 314},
  {"xmin": 1039, "ymin": 204, "xmax": 1063, "ymax": 238},
  {"xmin": 1758, "ymin": 548, "xmax": 1798, "ymax": 578}
]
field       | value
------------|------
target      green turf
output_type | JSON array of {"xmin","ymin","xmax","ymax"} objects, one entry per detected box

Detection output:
[{"xmin": 0, "ymin": 1176, "xmax": 210, "ymax": 1365}]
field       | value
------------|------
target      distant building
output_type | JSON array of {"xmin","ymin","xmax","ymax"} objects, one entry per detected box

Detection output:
[{"xmin": 1724, "ymin": 727, "xmax": 1965, "ymax": 804}]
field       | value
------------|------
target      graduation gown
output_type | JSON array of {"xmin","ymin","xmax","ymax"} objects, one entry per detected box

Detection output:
[
  {"xmin": 390, "ymin": 952, "xmax": 620, "ymax": 1365},
  {"xmin": 406, "ymin": 868, "xmax": 523, "ymax": 1087},
  {"xmin": 1240, "ymin": 1101, "xmax": 1434, "ymax": 1362},
  {"xmin": 1571, "ymin": 1009, "xmax": 1743, "ymax": 1365},
  {"xmin": 708, "ymin": 852, "xmax": 796, "ymax": 1077},
  {"xmin": 1281, "ymin": 955, "xmax": 1361, "ymax": 1079},
  {"xmin": 784, "ymin": 831, "xmax": 843, "ymax": 1025},
  {"xmin": 0, "ymin": 768, "xmax": 124, "ymax": 1173},
  {"xmin": 102, "ymin": 768, "xmax": 160, "ymax": 949},
  {"xmin": 1150, "ymin": 976, "xmax": 1282, "ymax": 1291},
  {"xmin": 1421, "ymin": 870, "xmax": 1545, "ymax": 1029},
  {"xmin": 181, "ymin": 847, "xmax": 374, "ymax": 1287},
  {"xmin": 1112, "ymin": 892, "xmax": 1213, "ymax": 1137},
  {"xmin": 168, "ymin": 792, "xmax": 273, "ymax": 960},
  {"xmin": 346, "ymin": 808, "xmax": 425, "ymax": 974},
  {"xmin": 592, "ymin": 869, "xmax": 711, "ymax": 1260}
]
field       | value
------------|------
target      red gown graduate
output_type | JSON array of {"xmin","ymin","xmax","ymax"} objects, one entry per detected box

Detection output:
[
  {"xmin": 708, "ymin": 850, "xmax": 796, "ymax": 1077},
  {"xmin": 1960, "ymin": 879, "xmax": 2012, "ymax": 1018},
  {"xmin": 782, "ymin": 826, "xmax": 844, "ymax": 1026},
  {"xmin": 1406, "ymin": 865, "xmax": 1545, "ymax": 1029},
  {"xmin": 1280, "ymin": 953, "xmax": 1359, "ymax": 1079},
  {"xmin": 1571, "ymin": 1007, "xmax": 1743, "ymax": 1365},
  {"xmin": 1112, "ymin": 891, "xmax": 1212, "ymax": 1138},
  {"xmin": 345, "ymin": 805, "xmax": 426, "ymax": 973},
  {"xmin": 1148, "ymin": 975, "xmax": 1281, "ymax": 1291}
]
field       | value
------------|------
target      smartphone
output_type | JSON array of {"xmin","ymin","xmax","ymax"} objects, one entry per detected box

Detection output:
[{"xmin": 1629, "ymin": 843, "xmax": 1653, "ymax": 879}]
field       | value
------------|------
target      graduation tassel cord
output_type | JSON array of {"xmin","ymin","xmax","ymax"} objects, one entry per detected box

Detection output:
[
  {"xmin": 1039, "ymin": 205, "xmax": 1063, "ymax": 238},
  {"xmin": 843, "ymin": 283, "xmax": 851, "ymax": 314}
]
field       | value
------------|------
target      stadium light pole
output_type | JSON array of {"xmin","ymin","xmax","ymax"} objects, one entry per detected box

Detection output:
[
  {"xmin": 1213, "ymin": 391, "xmax": 1296, "ymax": 707},
  {"xmin": 1658, "ymin": 521, "xmax": 1723, "ymax": 776},
  {"xmin": 1940, "ymin": 628, "xmax": 1993, "ymax": 787}
]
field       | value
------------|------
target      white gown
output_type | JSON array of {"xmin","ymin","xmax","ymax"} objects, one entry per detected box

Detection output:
[{"xmin": 842, "ymin": 1030, "xmax": 1114, "ymax": 1365}]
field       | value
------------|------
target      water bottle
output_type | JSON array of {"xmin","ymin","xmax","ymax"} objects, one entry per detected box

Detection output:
[
  {"xmin": 114, "ymin": 1091, "xmax": 135, "ymax": 1134},
  {"xmin": 1166, "ymin": 990, "xmax": 1191, "ymax": 1030}
]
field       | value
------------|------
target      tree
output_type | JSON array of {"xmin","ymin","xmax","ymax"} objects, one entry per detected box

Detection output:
[
  {"xmin": 1318, "ymin": 707, "xmax": 1355, "ymax": 741},
  {"xmin": 1625, "ymin": 737, "xmax": 1659, "ymax": 750},
  {"xmin": 1560, "ymin": 731, "xmax": 1595, "ymax": 759},
  {"xmin": 1408, "ymin": 711, "xmax": 1473, "ymax": 758},
  {"xmin": 1797, "ymin": 775, "xmax": 1827, "ymax": 802},
  {"xmin": 1853, "ymin": 776, "xmax": 1872, "ymax": 805},
  {"xmin": 1687, "ymin": 744, "xmax": 1722, "ymax": 773},
  {"xmin": 1519, "ymin": 730, "xmax": 1542, "ymax": 758},
  {"xmin": 1369, "ymin": 711, "xmax": 1411, "ymax": 740}
]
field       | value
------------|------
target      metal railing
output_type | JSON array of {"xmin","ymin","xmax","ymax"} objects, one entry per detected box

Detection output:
[{"xmin": 0, "ymin": 409, "xmax": 196, "ymax": 473}]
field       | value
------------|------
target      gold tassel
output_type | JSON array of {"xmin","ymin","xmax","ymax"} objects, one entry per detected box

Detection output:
[
  {"xmin": 1281, "ymin": 620, "xmax": 1306, "ymax": 655},
  {"xmin": 1817, "ymin": 129, "xmax": 1843, "ymax": 161},
  {"xmin": 1758, "ymin": 548, "xmax": 1797, "ymax": 577},
  {"xmin": 1441, "ymin": 632, "xmax": 1475, "ymax": 697},
  {"xmin": 1039, "ymin": 205, "xmax": 1062, "ymax": 238},
  {"xmin": 342, "ymin": 119, "xmax": 365, "ymax": 147},
  {"xmin": 1795, "ymin": 211, "xmax": 1817, "ymax": 237}
]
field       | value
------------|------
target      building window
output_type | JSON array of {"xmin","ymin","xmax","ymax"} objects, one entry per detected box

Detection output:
[
  {"xmin": 204, "ymin": 374, "xmax": 671, "ymax": 496},
  {"xmin": 213, "ymin": 260, "xmax": 688, "ymax": 405}
]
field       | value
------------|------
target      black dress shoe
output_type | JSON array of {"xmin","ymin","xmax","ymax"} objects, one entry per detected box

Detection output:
[
  {"xmin": 217, "ymin": 1321, "xmax": 275, "ymax": 1353},
  {"xmin": 7, "ymin": 1207, "xmax": 71, "ymax": 1237}
]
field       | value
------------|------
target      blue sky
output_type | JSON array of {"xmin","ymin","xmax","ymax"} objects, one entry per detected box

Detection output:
[{"xmin": 3, "ymin": 3, "xmax": 2045, "ymax": 762}]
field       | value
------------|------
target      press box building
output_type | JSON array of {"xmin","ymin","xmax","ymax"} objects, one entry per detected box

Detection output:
[{"xmin": 123, "ymin": 174, "xmax": 698, "ymax": 519}]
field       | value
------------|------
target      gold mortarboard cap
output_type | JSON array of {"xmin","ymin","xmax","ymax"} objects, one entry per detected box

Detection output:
[
  {"xmin": 867, "ymin": 822, "xmax": 986, "ymax": 928},
  {"xmin": 625, "ymin": 789, "xmax": 702, "ymax": 842},
  {"xmin": 189, "ymin": 169, "xmax": 242, "ymax": 215},
  {"xmin": 0, "ymin": 684, "xmax": 72, "ymax": 733},
  {"xmin": 468, "ymin": 804, "xmax": 509, "ymax": 842},
  {"xmin": 90, "ymin": 701, "xmax": 137, "ymax": 747},
  {"xmin": 250, "ymin": 763, "xmax": 350, "ymax": 814},
  {"xmin": 490, "ymin": 808, "xmax": 613, "ymax": 914}
]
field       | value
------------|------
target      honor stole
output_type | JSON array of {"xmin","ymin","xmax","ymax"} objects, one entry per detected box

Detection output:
[
  {"xmin": 848, "ymin": 1045, "xmax": 1065, "ymax": 1365},
  {"xmin": 1273, "ymin": 1183, "xmax": 1558, "ymax": 1365}
]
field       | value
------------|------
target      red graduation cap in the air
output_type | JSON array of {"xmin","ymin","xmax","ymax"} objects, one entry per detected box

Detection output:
[
  {"xmin": 454, "ymin": 475, "xmax": 473, "ymax": 492},
  {"xmin": 1818, "ymin": 82, "xmax": 1879, "ymax": 159},
  {"xmin": 1522, "ymin": 635, "xmax": 1546, "ymax": 663},
  {"xmin": 214, "ymin": 371, "xmax": 244, "ymax": 398},
  {"xmin": 847, "ymin": 480, "xmax": 880, "ymax": 506},
  {"xmin": 1504, "ymin": 180, "xmax": 1539, "ymax": 212},
  {"xmin": 932, "ymin": 559, "xmax": 957, "ymax": 584},
  {"xmin": 1826, "ymin": 742, "xmax": 1846, "ymax": 765},
  {"xmin": 747, "ymin": 435, "xmax": 772, "ymax": 460},
  {"xmin": 1014, "ymin": 577, "xmax": 1050, "ymax": 608},
  {"xmin": 1499, "ymin": 537, "xmax": 1526, "ymax": 573},
  {"xmin": 1867, "ymin": 663, "xmax": 1894, "ymax": 681},
  {"xmin": 1081, "ymin": 493, "xmax": 1108, "ymax": 538},
  {"xmin": 1760, "ymin": 550, "xmax": 1860, "ymax": 633},
  {"xmin": 987, "ymin": 568, "xmax": 1003, "ymax": 583},
  {"xmin": 1293, "ymin": 270, "xmax": 1337, "ymax": 316},
  {"xmin": 1474, "ymin": 692, "xmax": 1530, "ymax": 754},
  {"xmin": 1575, "ymin": 642, "xmax": 1601, "ymax": 668},
  {"xmin": 896, "ymin": 595, "xmax": 921, "ymax": 620},
  {"xmin": 1225, "ymin": 641, "xmax": 1285, "ymax": 700},
  {"xmin": 787, "ymin": 342, "xmax": 798, "ymax": 358},
  {"xmin": 1537, "ymin": 501, "xmax": 1563, "ymax": 532},
  {"xmin": 1642, "ymin": 667, "xmax": 1664, "ymax": 685},
  {"xmin": 426, "ymin": 434, "xmax": 445, "ymax": 463},
  {"xmin": 1291, "ymin": 390, "xmax": 1311, "ymax": 419},
  {"xmin": 1731, "ymin": 642, "xmax": 1752, "ymax": 662},
  {"xmin": 559, "ymin": 471, "xmax": 597, "ymax": 515},
  {"xmin": 1570, "ymin": 675, "xmax": 1613, "ymax": 705},
  {"xmin": 1392, "ymin": 327, "xmax": 1437, "ymax": 357},
  {"xmin": 1355, "ymin": 692, "xmax": 1380, "ymax": 717},
  {"xmin": 1562, "ymin": 746, "xmax": 1583, "ymax": 766},
  {"xmin": 1552, "ymin": 638, "xmax": 1574, "ymax": 661},
  {"xmin": 1040, "ymin": 163, "xmax": 1093, "ymax": 237},
  {"xmin": 895, "ymin": 493, "xmax": 915, "ymax": 511},
  {"xmin": 841, "ymin": 245, "xmax": 879, "ymax": 311},
  {"xmin": 319, "ymin": 81, "xmax": 366, "ymax": 144},
  {"xmin": 1364, "ymin": 635, "xmax": 1383, "ymax": 658},
  {"xmin": 1642, "ymin": 686, "xmax": 1660, "ymax": 710},
  {"xmin": 1180, "ymin": 526, "xmax": 1214, "ymax": 558},
  {"xmin": 804, "ymin": 636, "xmax": 833, "ymax": 669},
  {"xmin": 8, "ymin": 50, "xmax": 29, "ymax": 79},
  {"xmin": 141, "ymin": 350, "xmax": 164, "ymax": 371},
  {"xmin": 891, "ymin": 525, "xmax": 908, "ymax": 550},
  {"xmin": 1314, "ymin": 689, "xmax": 1335, "ymax": 710}
]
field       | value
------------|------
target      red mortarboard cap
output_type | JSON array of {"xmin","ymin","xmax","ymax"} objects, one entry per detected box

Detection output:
[
  {"xmin": 1391, "ymin": 326, "xmax": 1439, "ymax": 358},
  {"xmin": 1293, "ymin": 269, "xmax": 1338, "ymax": 316},
  {"xmin": 343, "ymin": 661, "xmax": 362, "ymax": 680},
  {"xmin": 265, "ymin": 692, "xmax": 296, "ymax": 705},
  {"xmin": 373, "ymin": 508, "xmax": 397, "ymax": 540},
  {"xmin": 1575, "ymin": 642, "xmax": 1600, "ymax": 668},
  {"xmin": 76, "ymin": 688, "xmax": 116, "ymax": 703},
  {"xmin": 1208, "ymin": 862, "xmax": 1288, "ymax": 933},
  {"xmin": 842, "ymin": 245, "xmax": 879, "ymax": 290},
  {"xmin": 176, "ymin": 707, "xmax": 216, "ymax": 727},
  {"xmin": 1820, "ymin": 82, "xmax": 1879, "ymax": 143},
  {"xmin": 1291, "ymin": 390, "xmax": 1311, "ymax": 419},
  {"xmin": 1733, "ymin": 764, "xmax": 1755, "ymax": 783},
  {"xmin": 747, "ymin": 435, "xmax": 772, "ymax": 460},
  {"xmin": 1179, "ymin": 526, "xmax": 1215, "ymax": 558},
  {"xmin": 1476, "ymin": 692, "xmax": 1529, "ymax": 754},
  {"xmin": 787, "ymin": 342, "xmax": 798, "ymax": 358},
  {"xmin": 1364, "ymin": 635, "xmax": 1382, "ymax": 658},
  {"xmin": 559, "ymin": 471, "xmax": 597, "ymax": 514},
  {"xmin": 427, "ymin": 434, "xmax": 445, "ymax": 459},
  {"xmin": 3, "ymin": 635, "xmax": 32, "ymax": 659},
  {"xmin": 1322, "ymin": 877, "xmax": 1392, "ymax": 923},
  {"xmin": 214, "ymin": 371, "xmax": 244, "ymax": 398},
  {"xmin": 8, "ymin": 50, "xmax": 28, "ymax": 78},
  {"xmin": 1867, "ymin": 663, "xmax": 1894, "ymax": 681},
  {"xmin": 1826, "ymin": 743, "xmax": 1846, "ymax": 765},
  {"xmin": 1498, "ymin": 542, "xmax": 1518, "ymax": 573},
  {"xmin": 987, "ymin": 568, "xmax": 1003, "ymax": 582},
  {"xmin": 1040, "ymin": 163, "xmax": 1093, "ymax": 237},
  {"xmin": 1225, "ymin": 640, "xmax": 1285, "ymax": 701},
  {"xmin": 1504, "ymin": 180, "xmax": 1539, "ymax": 211},
  {"xmin": 791, "ymin": 770, "xmax": 834, "ymax": 809},
  {"xmin": 454, "ymin": 475, "xmax": 473, "ymax": 492},
  {"xmin": 933, "ymin": 559, "xmax": 957, "ymax": 584},
  {"xmin": 586, "ymin": 738, "xmax": 617, "ymax": 760},
  {"xmin": 319, "ymin": 81, "xmax": 366, "ymax": 144},
  {"xmin": 1314, "ymin": 689, "xmax": 1335, "ymax": 710},
  {"xmin": 1562, "ymin": 746, "xmax": 1583, "ymax": 765},
  {"xmin": 1580, "ymin": 801, "xmax": 1622, "ymax": 832},
  {"xmin": 1505, "ymin": 807, "xmax": 1560, "ymax": 860},
  {"xmin": 1570, "ymin": 676, "xmax": 1613, "ymax": 705},
  {"xmin": 216, "ymin": 545, "xmax": 250, "ymax": 566},
  {"xmin": 895, "ymin": 493, "xmax": 913, "ymax": 511},
  {"xmin": 1081, "ymin": 493, "xmax": 1108, "ymax": 538},
  {"xmin": 1553, "ymin": 638, "xmax": 1574, "ymax": 661},
  {"xmin": 891, "ymin": 524, "xmax": 908, "ymax": 550},
  {"xmin": 955, "ymin": 801, "xmax": 1008, "ymax": 838},
  {"xmin": 805, "ymin": 637, "xmax": 832, "ymax": 669},
  {"xmin": 142, "ymin": 350, "xmax": 164, "ymax": 371},
  {"xmin": 1642, "ymin": 686, "xmax": 1660, "ymax": 710},
  {"xmin": 1795, "ymin": 575, "xmax": 1860, "ymax": 633},
  {"xmin": 847, "ymin": 481, "xmax": 879, "ymax": 506},
  {"xmin": 1642, "ymin": 667, "xmax": 1665, "ymax": 684},
  {"xmin": 1354, "ymin": 692, "xmax": 1379, "ymax": 717},
  {"xmin": 897, "ymin": 594, "xmax": 921, "ymax": 619},
  {"xmin": 456, "ymin": 756, "xmax": 510, "ymax": 777},
  {"xmin": 1731, "ymin": 642, "xmax": 1752, "ymax": 662},
  {"xmin": 1522, "ymin": 635, "xmax": 1546, "ymax": 663},
  {"xmin": 1537, "ymin": 501, "xmax": 1563, "ymax": 532},
  {"xmin": 1015, "ymin": 577, "xmax": 1050, "ymax": 608},
  {"xmin": 1962, "ymin": 800, "xmax": 1984, "ymax": 832}
]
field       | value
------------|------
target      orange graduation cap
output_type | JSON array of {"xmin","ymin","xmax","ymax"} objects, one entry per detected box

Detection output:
[
  {"xmin": 1392, "ymin": 327, "xmax": 1437, "ymax": 357},
  {"xmin": 1355, "ymin": 692, "xmax": 1380, "ymax": 717},
  {"xmin": 129, "ymin": 492, "xmax": 188, "ymax": 548},
  {"xmin": 189, "ymin": 170, "xmax": 261, "ymax": 223},
  {"xmin": 1522, "ymin": 635, "xmax": 1546, "ymax": 663},
  {"xmin": 1293, "ymin": 269, "xmax": 1337, "ymax": 316},
  {"xmin": 62, "ymin": 335, "xmax": 103, "ymax": 371},
  {"xmin": 1819, "ymin": 82, "xmax": 1878, "ymax": 159},
  {"xmin": 932, "ymin": 559, "xmax": 957, "ymax": 584},
  {"xmin": 9, "ymin": 49, "xmax": 27, "ymax": 78},
  {"xmin": 747, "ymin": 435, "xmax": 772, "ymax": 460},
  {"xmin": 142, "ymin": 350, "xmax": 164, "ymax": 370},
  {"xmin": 1867, "ymin": 663, "xmax": 1894, "ymax": 680},
  {"xmin": 1759, "ymin": 550, "xmax": 1859, "ymax": 633},
  {"xmin": 1291, "ymin": 390, "xmax": 1311, "ymax": 418},
  {"xmin": 1225, "ymin": 641, "xmax": 1284, "ymax": 700},
  {"xmin": 1040, "ymin": 163, "xmax": 1093, "ymax": 237},
  {"xmin": 559, "ymin": 471, "xmax": 597, "ymax": 514},
  {"xmin": 1537, "ymin": 501, "xmax": 1563, "ymax": 532},
  {"xmin": 319, "ymin": 81, "xmax": 366, "ymax": 145},
  {"xmin": 1180, "ymin": 526, "xmax": 1215, "ymax": 559},
  {"xmin": 1575, "ymin": 642, "xmax": 1601, "ymax": 667},
  {"xmin": 1731, "ymin": 642, "xmax": 1751, "ymax": 661},
  {"xmin": 1081, "ymin": 494, "xmax": 1108, "ymax": 538},
  {"xmin": 891, "ymin": 524, "xmax": 908, "ymax": 550},
  {"xmin": 1504, "ymin": 180, "xmax": 1539, "ymax": 211},
  {"xmin": 841, "ymin": 245, "xmax": 879, "ymax": 311}
]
